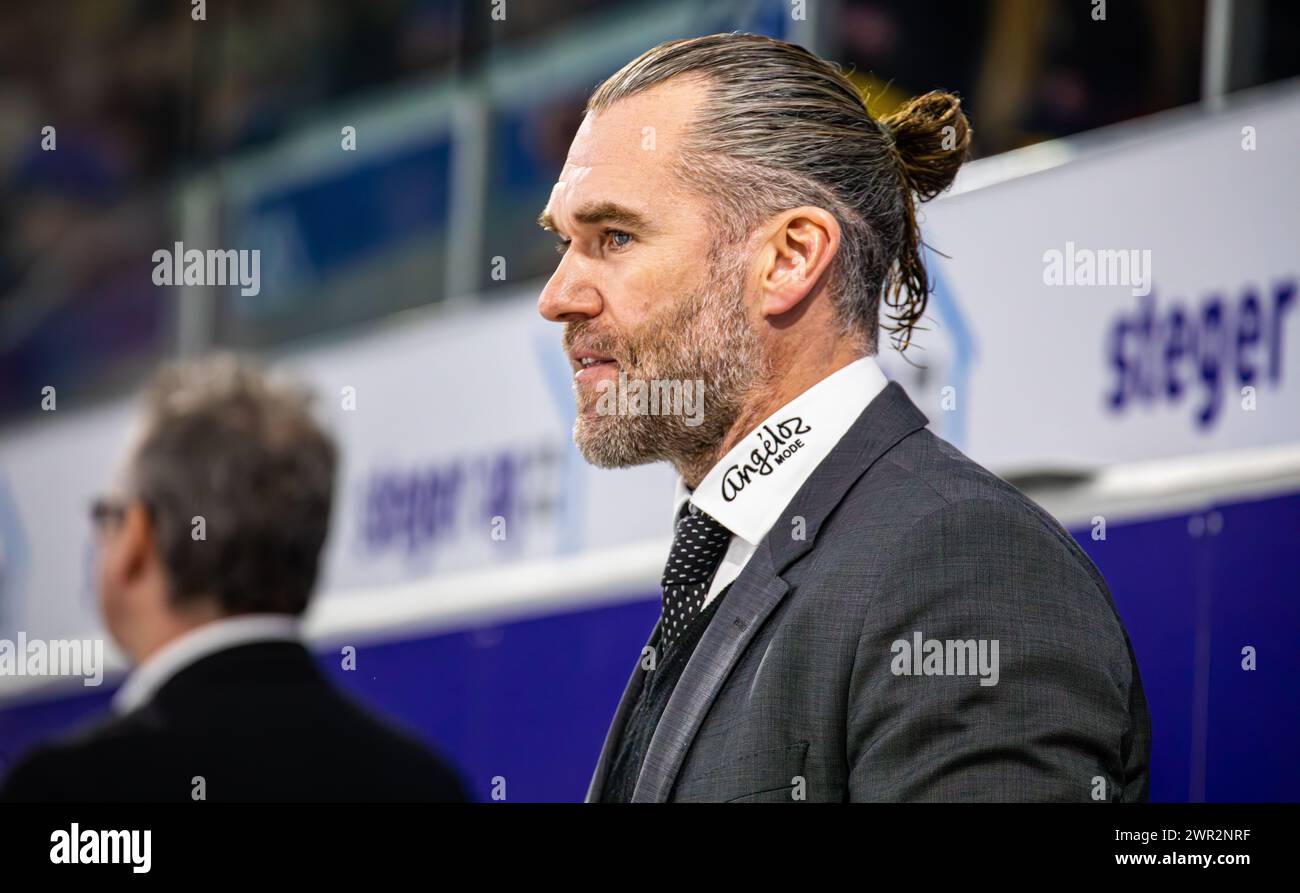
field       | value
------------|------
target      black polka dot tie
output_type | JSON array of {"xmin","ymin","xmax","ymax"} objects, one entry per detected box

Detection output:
[{"xmin": 660, "ymin": 503, "xmax": 731, "ymax": 655}]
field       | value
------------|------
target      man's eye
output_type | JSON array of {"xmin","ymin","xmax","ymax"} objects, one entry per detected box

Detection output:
[{"xmin": 605, "ymin": 230, "xmax": 632, "ymax": 251}]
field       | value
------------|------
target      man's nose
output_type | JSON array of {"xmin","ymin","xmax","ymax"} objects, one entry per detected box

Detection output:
[{"xmin": 538, "ymin": 262, "xmax": 602, "ymax": 322}]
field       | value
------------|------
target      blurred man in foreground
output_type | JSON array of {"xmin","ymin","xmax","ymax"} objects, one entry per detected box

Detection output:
[
  {"xmin": 0, "ymin": 356, "xmax": 467, "ymax": 802},
  {"xmin": 539, "ymin": 33, "xmax": 1150, "ymax": 802}
]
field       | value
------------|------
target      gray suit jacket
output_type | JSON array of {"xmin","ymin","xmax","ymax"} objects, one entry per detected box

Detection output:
[{"xmin": 587, "ymin": 381, "xmax": 1151, "ymax": 802}]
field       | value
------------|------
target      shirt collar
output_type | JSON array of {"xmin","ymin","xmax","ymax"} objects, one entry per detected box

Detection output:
[
  {"xmin": 111, "ymin": 613, "xmax": 302, "ymax": 715},
  {"xmin": 674, "ymin": 356, "xmax": 889, "ymax": 545}
]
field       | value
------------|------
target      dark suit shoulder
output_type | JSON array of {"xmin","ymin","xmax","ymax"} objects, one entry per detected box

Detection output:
[
  {"xmin": 0, "ymin": 708, "xmax": 159, "ymax": 802},
  {"xmin": 3, "ymin": 642, "xmax": 469, "ymax": 802},
  {"xmin": 859, "ymin": 427, "xmax": 1045, "ymax": 520},
  {"xmin": 833, "ymin": 428, "xmax": 1106, "ymax": 591},
  {"xmin": 316, "ymin": 684, "xmax": 470, "ymax": 800},
  {"xmin": 802, "ymin": 428, "xmax": 1131, "ymax": 683},
  {"xmin": 826, "ymin": 430, "xmax": 1139, "ymax": 704}
]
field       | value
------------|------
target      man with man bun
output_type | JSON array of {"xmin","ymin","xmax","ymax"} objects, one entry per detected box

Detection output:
[{"xmin": 537, "ymin": 33, "xmax": 1150, "ymax": 802}]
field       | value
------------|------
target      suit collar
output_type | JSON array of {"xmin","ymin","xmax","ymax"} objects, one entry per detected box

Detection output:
[
  {"xmin": 113, "ymin": 614, "xmax": 302, "ymax": 715},
  {"xmin": 147, "ymin": 640, "xmax": 318, "ymax": 714}
]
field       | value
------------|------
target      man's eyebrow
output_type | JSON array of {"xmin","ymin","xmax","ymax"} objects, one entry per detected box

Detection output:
[{"xmin": 536, "ymin": 201, "xmax": 656, "ymax": 234}]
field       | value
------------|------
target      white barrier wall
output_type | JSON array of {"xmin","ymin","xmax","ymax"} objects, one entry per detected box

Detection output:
[{"xmin": 904, "ymin": 82, "xmax": 1300, "ymax": 474}]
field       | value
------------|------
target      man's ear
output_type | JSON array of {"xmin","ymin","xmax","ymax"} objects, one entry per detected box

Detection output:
[
  {"xmin": 118, "ymin": 501, "xmax": 157, "ymax": 584},
  {"xmin": 756, "ymin": 206, "xmax": 841, "ymax": 319}
]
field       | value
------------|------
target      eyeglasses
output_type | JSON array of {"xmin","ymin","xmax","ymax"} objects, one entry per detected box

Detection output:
[{"xmin": 89, "ymin": 496, "xmax": 128, "ymax": 530}]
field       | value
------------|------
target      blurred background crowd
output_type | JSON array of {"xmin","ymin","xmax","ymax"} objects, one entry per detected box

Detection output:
[{"xmin": 2, "ymin": 0, "xmax": 1297, "ymax": 421}]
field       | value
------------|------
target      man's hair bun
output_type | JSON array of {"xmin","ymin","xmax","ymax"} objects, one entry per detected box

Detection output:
[
  {"xmin": 880, "ymin": 91, "xmax": 971, "ymax": 202},
  {"xmin": 873, "ymin": 90, "xmax": 971, "ymax": 351}
]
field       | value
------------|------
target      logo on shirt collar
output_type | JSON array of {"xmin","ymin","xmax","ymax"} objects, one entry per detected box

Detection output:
[{"xmin": 719, "ymin": 416, "xmax": 812, "ymax": 502}]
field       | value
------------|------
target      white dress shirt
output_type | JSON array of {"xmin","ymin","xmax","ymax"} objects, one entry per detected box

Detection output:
[
  {"xmin": 111, "ymin": 614, "xmax": 302, "ymax": 715},
  {"xmin": 673, "ymin": 355, "xmax": 890, "ymax": 608}
]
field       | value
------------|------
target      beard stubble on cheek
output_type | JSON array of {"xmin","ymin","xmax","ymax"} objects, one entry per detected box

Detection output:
[{"xmin": 569, "ymin": 250, "xmax": 771, "ymax": 471}]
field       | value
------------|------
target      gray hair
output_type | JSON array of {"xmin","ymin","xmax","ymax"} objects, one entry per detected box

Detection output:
[
  {"xmin": 129, "ymin": 354, "xmax": 336, "ymax": 616},
  {"xmin": 587, "ymin": 32, "xmax": 971, "ymax": 352}
]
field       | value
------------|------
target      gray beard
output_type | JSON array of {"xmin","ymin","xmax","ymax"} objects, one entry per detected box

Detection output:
[{"xmin": 571, "ymin": 273, "xmax": 771, "ymax": 479}]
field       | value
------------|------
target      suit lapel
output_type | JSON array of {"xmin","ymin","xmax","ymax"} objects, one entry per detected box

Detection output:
[
  {"xmin": 629, "ymin": 381, "xmax": 931, "ymax": 802},
  {"xmin": 632, "ymin": 546, "xmax": 788, "ymax": 802},
  {"xmin": 584, "ymin": 618, "xmax": 661, "ymax": 802}
]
